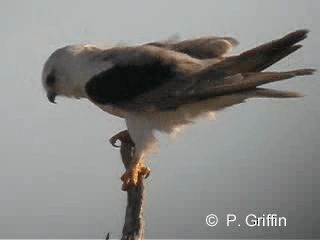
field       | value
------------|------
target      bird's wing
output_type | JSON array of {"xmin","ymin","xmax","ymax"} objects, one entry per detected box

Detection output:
[
  {"xmin": 111, "ymin": 30, "xmax": 315, "ymax": 111},
  {"xmin": 86, "ymin": 30, "xmax": 314, "ymax": 112},
  {"xmin": 129, "ymin": 70, "xmax": 313, "ymax": 111},
  {"xmin": 145, "ymin": 36, "xmax": 238, "ymax": 59},
  {"xmin": 85, "ymin": 45, "xmax": 202, "ymax": 108}
]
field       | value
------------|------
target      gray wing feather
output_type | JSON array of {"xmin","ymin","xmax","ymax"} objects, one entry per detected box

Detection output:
[
  {"xmin": 99, "ymin": 30, "xmax": 314, "ymax": 112},
  {"xmin": 125, "ymin": 70, "xmax": 313, "ymax": 111},
  {"xmin": 145, "ymin": 36, "xmax": 238, "ymax": 59}
]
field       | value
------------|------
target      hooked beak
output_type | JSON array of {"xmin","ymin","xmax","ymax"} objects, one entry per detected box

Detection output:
[{"xmin": 47, "ymin": 91, "xmax": 57, "ymax": 104}]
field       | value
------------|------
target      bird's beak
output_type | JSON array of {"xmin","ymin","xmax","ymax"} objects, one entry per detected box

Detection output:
[{"xmin": 47, "ymin": 91, "xmax": 57, "ymax": 104}]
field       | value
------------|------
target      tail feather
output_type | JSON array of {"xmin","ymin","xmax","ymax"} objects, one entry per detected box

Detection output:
[
  {"xmin": 248, "ymin": 88, "xmax": 305, "ymax": 98},
  {"xmin": 238, "ymin": 69, "xmax": 315, "ymax": 89},
  {"xmin": 190, "ymin": 69, "xmax": 315, "ymax": 102}
]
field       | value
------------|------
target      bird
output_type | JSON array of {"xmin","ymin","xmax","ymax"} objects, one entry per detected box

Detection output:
[{"xmin": 42, "ymin": 29, "xmax": 315, "ymax": 190}]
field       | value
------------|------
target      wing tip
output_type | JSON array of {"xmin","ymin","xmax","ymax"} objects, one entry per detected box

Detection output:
[
  {"xmin": 283, "ymin": 29, "xmax": 310, "ymax": 44},
  {"xmin": 292, "ymin": 68, "xmax": 316, "ymax": 76},
  {"xmin": 254, "ymin": 88, "xmax": 306, "ymax": 98}
]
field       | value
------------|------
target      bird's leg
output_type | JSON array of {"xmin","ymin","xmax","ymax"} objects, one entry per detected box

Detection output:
[
  {"xmin": 109, "ymin": 130, "xmax": 134, "ymax": 148},
  {"xmin": 121, "ymin": 157, "xmax": 150, "ymax": 191},
  {"xmin": 110, "ymin": 130, "xmax": 151, "ymax": 190}
]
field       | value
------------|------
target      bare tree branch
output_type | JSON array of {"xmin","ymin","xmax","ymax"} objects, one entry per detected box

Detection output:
[{"xmin": 118, "ymin": 134, "xmax": 146, "ymax": 240}]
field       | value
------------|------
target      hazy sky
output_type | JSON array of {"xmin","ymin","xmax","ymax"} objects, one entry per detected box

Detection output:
[{"xmin": 0, "ymin": 0, "xmax": 319, "ymax": 238}]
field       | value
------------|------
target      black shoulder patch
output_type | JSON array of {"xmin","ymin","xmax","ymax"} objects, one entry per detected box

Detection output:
[
  {"xmin": 46, "ymin": 70, "xmax": 56, "ymax": 87},
  {"xmin": 85, "ymin": 60, "xmax": 176, "ymax": 105}
]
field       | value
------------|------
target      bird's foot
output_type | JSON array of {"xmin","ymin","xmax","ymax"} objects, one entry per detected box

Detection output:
[
  {"xmin": 121, "ymin": 162, "xmax": 151, "ymax": 191},
  {"xmin": 109, "ymin": 130, "xmax": 134, "ymax": 148}
]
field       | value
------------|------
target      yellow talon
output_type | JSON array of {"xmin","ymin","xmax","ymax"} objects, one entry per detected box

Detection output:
[{"xmin": 121, "ymin": 162, "xmax": 151, "ymax": 191}]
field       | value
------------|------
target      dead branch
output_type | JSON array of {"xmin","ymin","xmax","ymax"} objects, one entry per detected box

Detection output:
[{"xmin": 118, "ymin": 134, "xmax": 146, "ymax": 240}]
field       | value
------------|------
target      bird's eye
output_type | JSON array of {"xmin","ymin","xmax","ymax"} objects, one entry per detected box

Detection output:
[{"xmin": 46, "ymin": 71, "xmax": 56, "ymax": 87}]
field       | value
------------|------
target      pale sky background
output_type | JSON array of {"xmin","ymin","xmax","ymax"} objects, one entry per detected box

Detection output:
[{"xmin": 0, "ymin": 0, "xmax": 319, "ymax": 239}]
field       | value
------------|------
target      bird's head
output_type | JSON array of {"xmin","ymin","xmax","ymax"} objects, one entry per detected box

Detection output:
[{"xmin": 42, "ymin": 44, "xmax": 98, "ymax": 103}]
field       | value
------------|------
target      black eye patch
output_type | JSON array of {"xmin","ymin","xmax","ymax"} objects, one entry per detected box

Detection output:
[{"xmin": 46, "ymin": 71, "xmax": 56, "ymax": 87}]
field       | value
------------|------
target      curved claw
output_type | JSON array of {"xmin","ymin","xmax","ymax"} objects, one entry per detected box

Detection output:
[
  {"xmin": 109, "ymin": 130, "xmax": 133, "ymax": 148},
  {"xmin": 109, "ymin": 137, "xmax": 121, "ymax": 148},
  {"xmin": 144, "ymin": 167, "xmax": 151, "ymax": 179}
]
